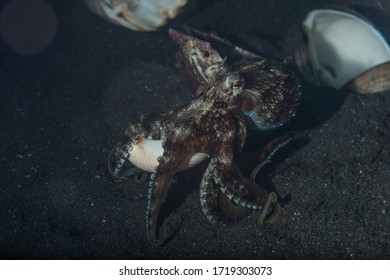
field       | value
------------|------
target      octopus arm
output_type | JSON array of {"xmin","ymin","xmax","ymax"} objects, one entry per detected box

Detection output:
[
  {"xmin": 235, "ymin": 135, "xmax": 292, "ymax": 177},
  {"xmin": 211, "ymin": 157, "xmax": 269, "ymax": 211},
  {"xmin": 108, "ymin": 140, "xmax": 133, "ymax": 179},
  {"xmin": 199, "ymin": 163, "xmax": 223, "ymax": 223},
  {"xmin": 255, "ymin": 136, "xmax": 292, "ymax": 162},
  {"xmin": 145, "ymin": 139, "xmax": 190, "ymax": 245},
  {"xmin": 201, "ymin": 136, "xmax": 292, "ymax": 222},
  {"xmin": 200, "ymin": 162, "xmax": 250, "ymax": 223}
]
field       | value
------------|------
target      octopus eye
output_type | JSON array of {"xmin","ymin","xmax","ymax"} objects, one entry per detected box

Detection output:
[
  {"xmin": 232, "ymin": 80, "xmax": 242, "ymax": 88},
  {"xmin": 223, "ymin": 73, "xmax": 244, "ymax": 95}
]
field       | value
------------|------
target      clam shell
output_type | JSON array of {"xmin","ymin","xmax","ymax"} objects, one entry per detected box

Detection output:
[
  {"xmin": 83, "ymin": 0, "xmax": 188, "ymax": 31},
  {"xmin": 344, "ymin": 61, "xmax": 390, "ymax": 94},
  {"xmin": 293, "ymin": 8, "xmax": 390, "ymax": 93}
]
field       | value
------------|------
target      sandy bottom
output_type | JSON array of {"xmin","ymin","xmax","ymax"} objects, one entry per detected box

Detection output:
[{"xmin": 0, "ymin": 0, "xmax": 388, "ymax": 259}]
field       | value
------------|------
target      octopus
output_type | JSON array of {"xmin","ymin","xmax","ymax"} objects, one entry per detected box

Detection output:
[{"xmin": 108, "ymin": 29, "xmax": 301, "ymax": 245}]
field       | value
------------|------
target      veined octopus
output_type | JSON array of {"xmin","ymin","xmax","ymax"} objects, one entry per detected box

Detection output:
[{"xmin": 108, "ymin": 29, "xmax": 301, "ymax": 245}]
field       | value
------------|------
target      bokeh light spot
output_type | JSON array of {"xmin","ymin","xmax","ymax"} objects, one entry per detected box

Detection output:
[{"xmin": 0, "ymin": 0, "xmax": 57, "ymax": 55}]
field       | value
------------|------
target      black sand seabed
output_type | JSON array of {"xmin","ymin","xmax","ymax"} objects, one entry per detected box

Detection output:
[{"xmin": 0, "ymin": 0, "xmax": 389, "ymax": 259}]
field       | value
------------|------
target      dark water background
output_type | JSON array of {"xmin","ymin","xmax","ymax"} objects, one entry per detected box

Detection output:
[{"xmin": 0, "ymin": 0, "xmax": 389, "ymax": 259}]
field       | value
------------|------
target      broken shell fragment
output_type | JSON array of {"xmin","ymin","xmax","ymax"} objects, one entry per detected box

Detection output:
[
  {"xmin": 83, "ymin": 0, "xmax": 188, "ymax": 31},
  {"xmin": 293, "ymin": 8, "xmax": 390, "ymax": 93}
]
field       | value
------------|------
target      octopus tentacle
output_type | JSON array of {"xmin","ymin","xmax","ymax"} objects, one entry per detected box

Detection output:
[
  {"xmin": 251, "ymin": 160, "xmax": 271, "ymax": 179},
  {"xmin": 146, "ymin": 168, "xmax": 175, "ymax": 245},
  {"xmin": 199, "ymin": 163, "xmax": 223, "ymax": 223},
  {"xmin": 201, "ymin": 135, "xmax": 291, "ymax": 223},
  {"xmin": 237, "ymin": 136, "xmax": 291, "ymax": 224},
  {"xmin": 250, "ymin": 136, "xmax": 292, "ymax": 179},
  {"xmin": 258, "ymin": 192, "xmax": 278, "ymax": 225},
  {"xmin": 146, "ymin": 173, "xmax": 167, "ymax": 245},
  {"xmin": 146, "ymin": 140, "xmax": 190, "ymax": 245},
  {"xmin": 235, "ymin": 135, "xmax": 291, "ymax": 177},
  {"xmin": 200, "ymin": 162, "xmax": 250, "ymax": 222},
  {"xmin": 259, "ymin": 136, "xmax": 292, "ymax": 161},
  {"xmin": 108, "ymin": 140, "xmax": 134, "ymax": 179},
  {"xmin": 211, "ymin": 158, "xmax": 267, "ymax": 211},
  {"xmin": 135, "ymin": 171, "xmax": 148, "ymax": 183}
]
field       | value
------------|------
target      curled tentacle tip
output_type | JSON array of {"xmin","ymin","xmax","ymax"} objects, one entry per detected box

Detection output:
[
  {"xmin": 258, "ymin": 192, "xmax": 278, "ymax": 225},
  {"xmin": 148, "ymin": 223, "xmax": 167, "ymax": 246},
  {"xmin": 266, "ymin": 203, "xmax": 282, "ymax": 225},
  {"xmin": 134, "ymin": 172, "xmax": 149, "ymax": 184}
]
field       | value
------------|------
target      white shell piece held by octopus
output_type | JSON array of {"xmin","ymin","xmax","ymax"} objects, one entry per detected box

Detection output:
[
  {"xmin": 294, "ymin": 9, "xmax": 390, "ymax": 94},
  {"xmin": 83, "ymin": 0, "xmax": 188, "ymax": 31},
  {"xmin": 128, "ymin": 136, "xmax": 208, "ymax": 173}
]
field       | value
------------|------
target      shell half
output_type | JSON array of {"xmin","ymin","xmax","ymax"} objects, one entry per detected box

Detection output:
[
  {"xmin": 295, "ymin": 8, "xmax": 390, "ymax": 93},
  {"xmin": 83, "ymin": 0, "xmax": 188, "ymax": 31},
  {"xmin": 128, "ymin": 136, "xmax": 208, "ymax": 173}
]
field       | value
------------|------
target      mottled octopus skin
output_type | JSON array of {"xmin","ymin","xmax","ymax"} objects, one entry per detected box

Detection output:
[
  {"xmin": 109, "ymin": 58, "xmax": 300, "ymax": 245},
  {"xmin": 201, "ymin": 136, "xmax": 292, "ymax": 223}
]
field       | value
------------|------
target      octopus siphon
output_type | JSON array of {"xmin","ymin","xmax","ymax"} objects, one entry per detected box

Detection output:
[{"xmin": 108, "ymin": 29, "xmax": 301, "ymax": 245}]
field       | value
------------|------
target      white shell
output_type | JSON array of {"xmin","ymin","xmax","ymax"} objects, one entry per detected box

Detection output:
[
  {"xmin": 128, "ymin": 137, "xmax": 208, "ymax": 173},
  {"xmin": 83, "ymin": 0, "xmax": 188, "ymax": 31},
  {"xmin": 129, "ymin": 137, "xmax": 164, "ymax": 173},
  {"xmin": 300, "ymin": 9, "xmax": 390, "ymax": 90},
  {"xmin": 178, "ymin": 152, "xmax": 208, "ymax": 171}
]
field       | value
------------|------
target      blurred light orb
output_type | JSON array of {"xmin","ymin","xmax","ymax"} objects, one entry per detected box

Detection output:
[{"xmin": 0, "ymin": 0, "xmax": 57, "ymax": 55}]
